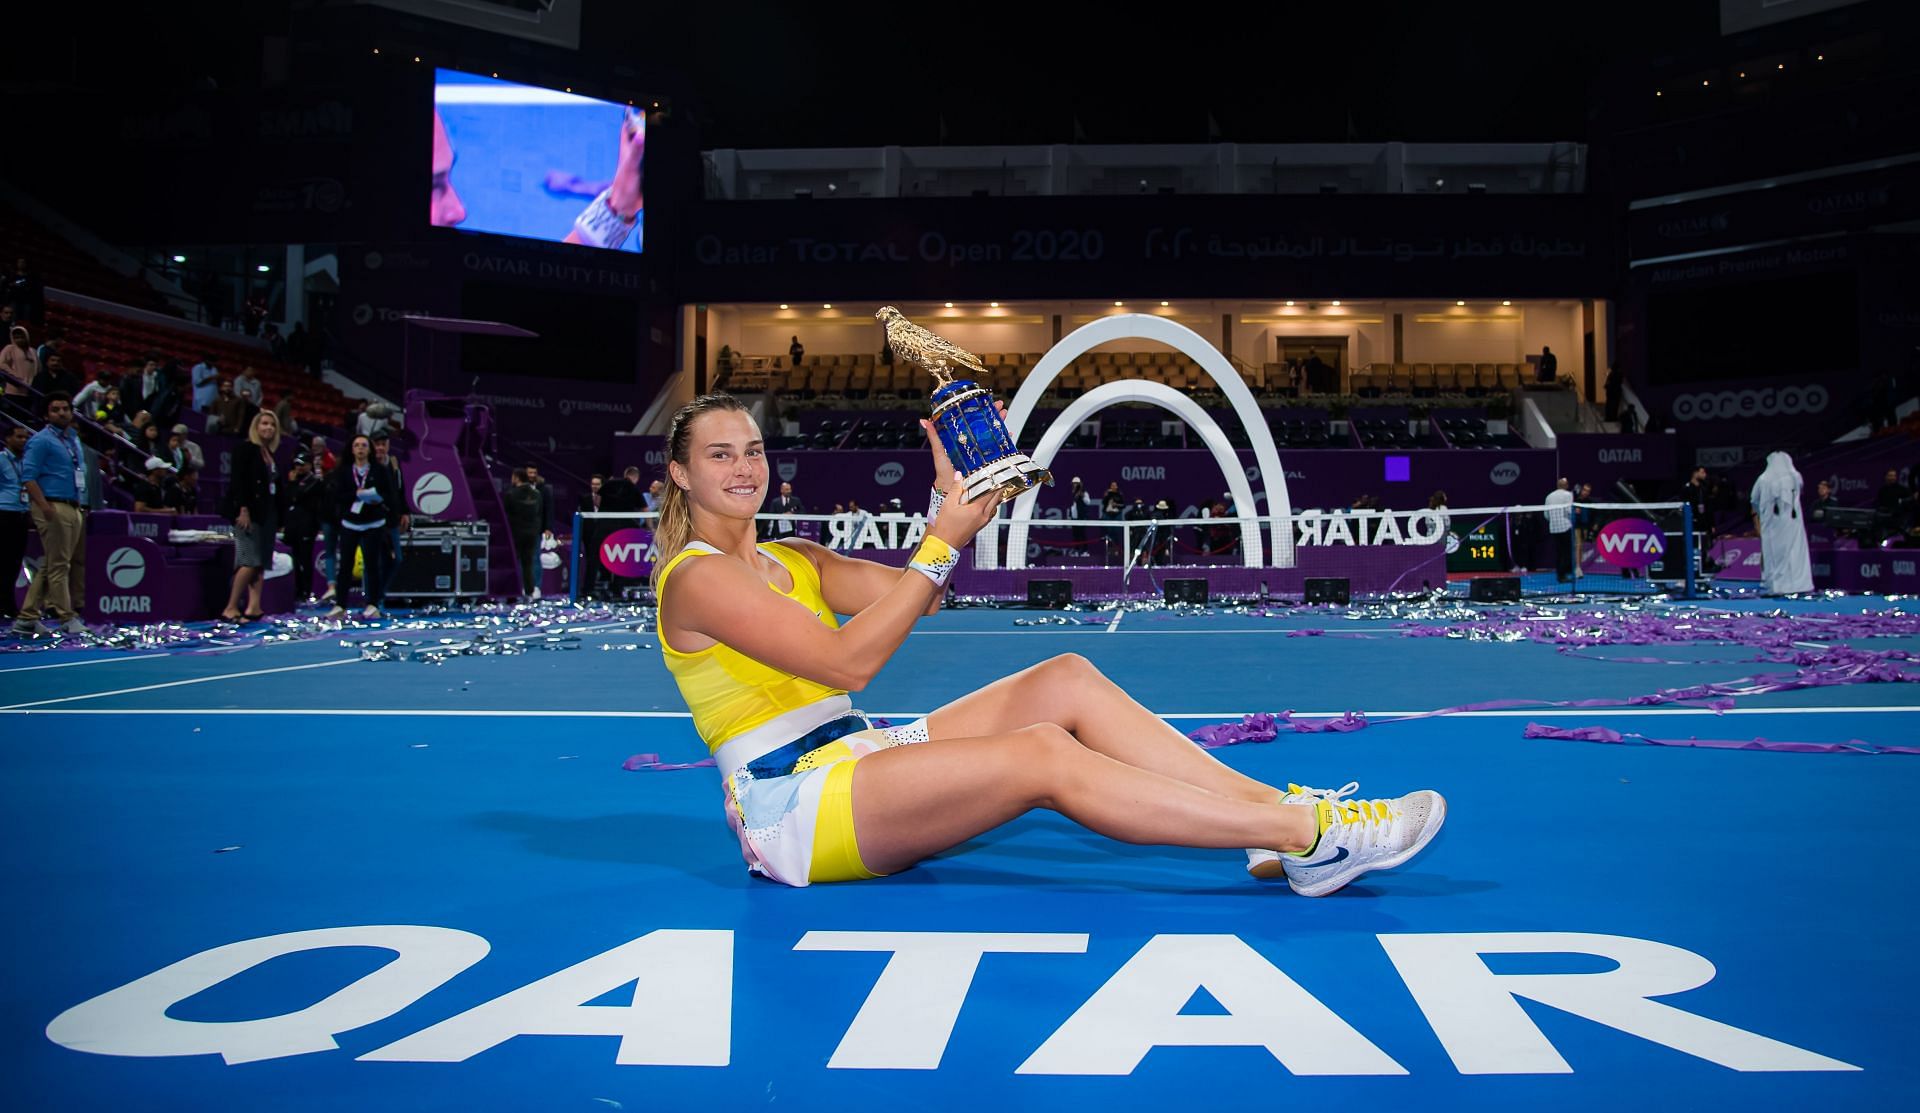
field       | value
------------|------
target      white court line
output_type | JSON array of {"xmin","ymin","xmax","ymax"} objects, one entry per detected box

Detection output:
[
  {"xmin": 0, "ymin": 618, "xmax": 649, "ymax": 711},
  {"xmin": 0, "ymin": 659, "xmax": 365, "ymax": 710},
  {"xmin": 4, "ymin": 705, "xmax": 1917, "ymax": 719},
  {"xmin": 1106, "ymin": 611, "xmax": 1125, "ymax": 634},
  {"xmin": 0, "ymin": 654, "xmax": 167, "ymax": 674}
]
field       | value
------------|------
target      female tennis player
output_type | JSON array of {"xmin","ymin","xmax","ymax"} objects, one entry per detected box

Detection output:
[{"xmin": 652, "ymin": 392, "xmax": 1444, "ymax": 893}]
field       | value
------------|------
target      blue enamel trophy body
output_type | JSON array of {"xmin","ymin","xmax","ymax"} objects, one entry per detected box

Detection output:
[{"xmin": 876, "ymin": 306, "xmax": 1053, "ymax": 502}]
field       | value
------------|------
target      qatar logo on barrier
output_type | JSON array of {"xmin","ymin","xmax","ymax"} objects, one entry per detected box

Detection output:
[
  {"xmin": 412, "ymin": 472, "xmax": 454, "ymax": 516},
  {"xmin": 599, "ymin": 528, "xmax": 655, "ymax": 578},
  {"xmin": 106, "ymin": 547, "xmax": 147, "ymax": 589},
  {"xmin": 873, "ymin": 462, "xmax": 905, "ymax": 487},
  {"xmin": 1489, "ymin": 462, "xmax": 1521, "ymax": 486},
  {"xmin": 1595, "ymin": 519, "xmax": 1665, "ymax": 569}
]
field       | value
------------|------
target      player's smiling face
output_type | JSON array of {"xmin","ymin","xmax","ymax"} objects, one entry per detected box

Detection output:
[{"xmin": 678, "ymin": 409, "xmax": 767, "ymax": 517}]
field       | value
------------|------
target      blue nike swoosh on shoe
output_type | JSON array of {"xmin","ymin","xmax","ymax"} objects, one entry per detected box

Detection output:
[{"xmin": 1302, "ymin": 846, "xmax": 1349, "ymax": 867}]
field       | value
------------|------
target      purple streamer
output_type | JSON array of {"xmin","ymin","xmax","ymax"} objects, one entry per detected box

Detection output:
[
  {"xmin": 1522, "ymin": 722, "xmax": 1920, "ymax": 756},
  {"xmin": 623, "ymin": 753, "xmax": 716, "ymax": 772}
]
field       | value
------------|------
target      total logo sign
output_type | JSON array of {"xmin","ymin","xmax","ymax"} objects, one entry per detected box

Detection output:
[
  {"xmin": 412, "ymin": 472, "xmax": 455, "ymax": 516},
  {"xmin": 600, "ymin": 528, "xmax": 656, "ymax": 578},
  {"xmin": 100, "ymin": 546, "xmax": 152, "ymax": 615},
  {"xmin": 1593, "ymin": 519, "xmax": 1666, "ymax": 569}
]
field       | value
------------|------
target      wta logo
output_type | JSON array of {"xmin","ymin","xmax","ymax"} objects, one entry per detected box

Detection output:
[
  {"xmin": 1595, "ymin": 519, "xmax": 1666, "ymax": 569},
  {"xmin": 599, "ymin": 528, "xmax": 656, "ymax": 578}
]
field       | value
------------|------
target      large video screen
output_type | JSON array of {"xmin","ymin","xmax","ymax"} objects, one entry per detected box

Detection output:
[{"xmin": 431, "ymin": 69, "xmax": 645, "ymax": 253}]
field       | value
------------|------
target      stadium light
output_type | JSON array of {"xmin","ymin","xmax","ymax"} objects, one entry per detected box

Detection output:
[
  {"xmin": 1285, "ymin": 300, "xmax": 1295, "ymax": 307},
  {"xmin": 1502, "ymin": 300, "xmax": 1512, "ymax": 306},
  {"xmin": 778, "ymin": 304, "xmax": 788, "ymax": 310},
  {"xmin": 822, "ymin": 304, "xmax": 832, "ymax": 309},
  {"xmin": 1330, "ymin": 300, "xmax": 1342, "ymax": 307},
  {"xmin": 945, "ymin": 302, "xmax": 954, "ymax": 308},
  {"xmin": 1113, "ymin": 301, "xmax": 1124, "ymax": 307},
  {"xmin": 171, "ymin": 255, "xmax": 186, "ymax": 264},
  {"xmin": 1456, "ymin": 300, "xmax": 1465, "ymax": 306},
  {"xmin": 257, "ymin": 265, "xmax": 270, "ymax": 273},
  {"xmin": 990, "ymin": 302, "xmax": 1000, "ymax": 308},
  {"xmin": 1160, "ymin": 301, "xmax": 1170, "ymax": 307}
]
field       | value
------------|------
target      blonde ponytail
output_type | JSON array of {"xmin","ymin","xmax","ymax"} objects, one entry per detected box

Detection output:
[{"xmin": 649, "ymin": 392, "xmax": 750, "ymax": 591}]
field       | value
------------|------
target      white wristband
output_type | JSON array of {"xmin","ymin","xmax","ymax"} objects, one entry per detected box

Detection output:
[
  {"xmin": 572, "ymin": 189, "xmax": 636, "ymax": 249},
  {"xmin": 925, "ymin": 484, "xmax": 946, "ymax": 523},
  {"xmin": 907, "ymin": 535, "xmax": 958, "ymax": 587}
]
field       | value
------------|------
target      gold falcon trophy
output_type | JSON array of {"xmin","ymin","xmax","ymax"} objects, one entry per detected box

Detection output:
[{"xmin": 877, "ymin": 306, "xmax": 1053, "ymax": 502}]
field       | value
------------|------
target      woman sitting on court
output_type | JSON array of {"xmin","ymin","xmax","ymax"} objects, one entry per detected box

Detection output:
[{"xmin": 652, "ymin": 393, "xmax": 1445, "ymax": 893}]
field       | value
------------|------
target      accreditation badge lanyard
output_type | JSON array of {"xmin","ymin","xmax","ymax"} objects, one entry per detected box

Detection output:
[
  {"xmin": 353, "ymin": 464, "xmax": 370, "ymax": 507},
  {"xmin": 61, "ymin": 430, "xmax": 85, "ymax": 501},
  {"xmin": 1, "ymin": 450, "xmax": 22, "ymax": 509}
]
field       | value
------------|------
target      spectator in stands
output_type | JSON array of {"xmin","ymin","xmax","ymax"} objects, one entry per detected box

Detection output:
[
  {"xmin": 282, "ymin": 452, "xmax": 328, "ymax": 603},
  {"xmin": 273, "ymin": 393, "xmax": 297, "ymax": 439},
  {"xmin": 789, "ymin": 335, "xmax": 804, "ymax": 371},
  {"xmin": 1545, "ymin": 478, "xmax": 1577, "ymax": 582},
  {"xmin": 13, "ymin": 393, "xmax": 89, "ymax": 636},
  {"xmin": 2, "ymin": 326, "xmax": 39, "ymax": 397},
  {"xmin": 191, "ymin": 354, "xmax": 220, "ymax": 413},
  {"xmin": 845, "ymin": 499, "xmax": 873, "ymax": 547},
  {"xmin": 168, "ymin": 425, "xmax": 203, "ymax": 472},
  {"xmin": 307, "ymin": 435, "xmax": 336, "ymax": 474},
  {"xmin": 130, "ymin": 457, "xmax": 179, "ymax": 514},
  {"xmin": 327, "ymin": 433, "xmax": 395, "ymax": 620},
  {"xmin": 73, "ymin": 365, "xmax": 114, "ymax": 411},
  {"xmin": 504, "ymin": 468, "xmax": 545, "ymax": 600},
  {"xmin": 170, "ymin": 463, "xmax": 201, "ymax": 515},
  {"xmin": 208, "ymin": 378, "xmax": 249, "ymax": 435},
  {"xmin": 0, "ymin": 306, "xmax": 13, "ymax": 338},
  {"xmin": 372, "ymin": 432, "xmax": 409, "ymax": 598},
  {"xmin": 0, "ymin": 424, "xmax": 27, "ymax": 623},
  {"xmin": 1067, "ymin": 477, "xmax": 1098, "ymax": 551},
  {"xmin": 1201, "ymin": 500, "xmax": 1238, "ymax": 557},
  {"xmin": 32, "ymin": 351, "xmax": 80, "ymax": 398},
  {"xmin": 137, "ymin": 419, "xmax": 167, "ymax": 467},
  {"xmin": 1305, "ymin": 349, "xmax": 1333, "ymax": 394},
  {"xmin": 1810, "ymin": 479, "xmax": 1837, "ymax": 524},
  {"xmin": 1536, "ymin": 346, "xmax": 1558, "ymax": 385},
  {"xmin": 599, "ymin": 466, "xmax": 641, "ymax": 512},
  {"xmin": 243, "ymin": 293, "xmax": 268, "ymax": 338},
  {"xmin": 764, "ymin": 481, "xmax": 803, "ymax": 540},
  {"xmin": 130, "ymin": 356, "xmax": 168, "ymax": 418},
  {"xmin": 356, "ymin": 401, "xmax": 392, "ymax": 439},
  {"xmin": 1603, "ymin": 364, "xmax": 1624, "ymax": 425},
  {"xmin": 581, "ymin": 474, "xmax": 605, "ymax": 513},
  {"xmin": 87, "ymin": 385, "xmax": 126, "ymax": 428},
  {"xmin": 220, "ymin": 410, "xmax": 285, "ymax": 623},
  {"xmin": 1428, "ymin": 490, "xmax": 1453, "ymax": 543},
  {"xmin": 5, "ymin": 258, "xmax": 43, "ymax": 324},
  {"xmin": 233, "ymin": 365, "xmax": 264, "ymax": 409},
  {"xmin": 1875, "ymin": 468, "xmax": 1913, "ymax": 541},
  {"xmin": 264, "ymin": 322, "xmax": 285, "ymax": 359},
  {"xmin": 34, "ymin": 331, "xmax": 62, "ymax": 371},
  {"xmin": 287, "ymin": 321, "xmax": 311, "ymax": 373},
  {"xmin": 525, "ymin": 464, "xmax": 553, "ymax": 538},
  {"xmin": 644, "ymin": 479, "xmax": 664, "ymax": 512}
]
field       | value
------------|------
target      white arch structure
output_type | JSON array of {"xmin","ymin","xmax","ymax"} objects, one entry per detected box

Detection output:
[
  {"xmin": 982, "ymin": 314, "xmax": 1295, "ymax": 569},
  {"xmin": 1001, "ymin": 380, "xmax": 1264, "ymax": 566}
]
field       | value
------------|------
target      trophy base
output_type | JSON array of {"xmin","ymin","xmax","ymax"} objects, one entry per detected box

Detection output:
[{"xmin": 963, "ymin": 454, "xmax": 1054, "ymax": 502}]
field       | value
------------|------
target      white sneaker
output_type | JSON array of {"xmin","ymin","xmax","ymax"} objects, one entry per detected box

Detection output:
[
  {"xmin": 1247, "ymin": 781, "xmax": 1360, "ymax": 880},
  {"xmin": 325, "ymin": 606, "xmax": 347, "ymax": 619},
  {"xmin": 530, "ymin": 586, "xmax": 541, "ymax": 601},
  {"xmin": 61, "ymin": 617, "xmax": 90, "ymax": 636},
  {"xmin": 1281, "ymin": 789, "xmax": 1447, "ymax": 897},
  {"xmin": 361, "ymin": 605, "xmax": 381, "ymax": 619},
  {"xmin": 320, "ymin": 585, "xmax": 337, "ymax": 603}
]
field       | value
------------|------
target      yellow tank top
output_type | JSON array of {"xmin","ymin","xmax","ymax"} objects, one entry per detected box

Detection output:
[{"xmin": 656, "ymin": 540, "xmax": 846, "ymax": 751}]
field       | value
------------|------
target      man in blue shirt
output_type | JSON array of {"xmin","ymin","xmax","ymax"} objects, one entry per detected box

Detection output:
[
  {"xmin": 14, "ymin": 393, "xmax": 90, "ymax": 636},
  {"xmin": 1, "ymin": 424, "xmax": 28, "ymax": 621}
]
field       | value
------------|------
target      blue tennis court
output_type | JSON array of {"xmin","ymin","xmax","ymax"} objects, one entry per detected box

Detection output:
[{"xmin": 4, "ymin": 598, "xmax": 1914, "ymax": 1111}]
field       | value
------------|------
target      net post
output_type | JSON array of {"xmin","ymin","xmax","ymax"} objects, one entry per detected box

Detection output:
[
  {"xmin": 569, "ymin": 510, "xmax": 584, "ymax": 603},
  {"xmin": 1682, "ymin": 502, "xmax": 1697, "ymax": 599}
]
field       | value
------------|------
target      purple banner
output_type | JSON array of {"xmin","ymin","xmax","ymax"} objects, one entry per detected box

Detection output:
[{"xmin": 1555, "ymin": 433, "xmax": 1678, "ymax": 489}]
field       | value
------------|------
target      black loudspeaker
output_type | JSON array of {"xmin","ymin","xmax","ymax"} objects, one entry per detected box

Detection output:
[
  {"xmin": 1164, "ymin": 579, "xmax": 1209, "ymax": 605},
  {"xmin": 1027, "ymin": 580, "xmax": 1073, "ymax": 609},
  {"xmin": 1469, "ymin": 576, "xmax": 1523, "ymax": 603},
  {"xmin": 1303, "ymin": 577, "xmax": 1350, "ymax": 604}
]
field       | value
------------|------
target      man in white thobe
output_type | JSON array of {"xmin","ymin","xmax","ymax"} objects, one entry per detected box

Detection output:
[{"xmin": 1750, "ymin": 451, "xmax": 1814, "ymax": 595}]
